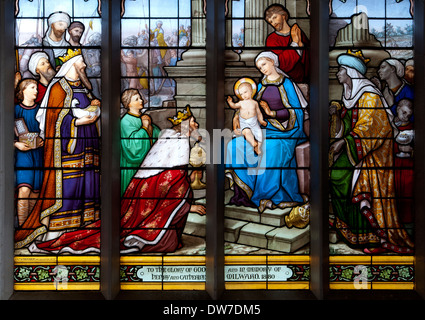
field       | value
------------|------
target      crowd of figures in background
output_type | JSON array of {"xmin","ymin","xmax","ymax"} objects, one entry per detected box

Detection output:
[
  {"xmin": 18, "ymin": 15, "xmax": 192, "ymax": 103},
  {"xmin": 121, "ymin": 20, "xmax": 191, "ymax": 96}
]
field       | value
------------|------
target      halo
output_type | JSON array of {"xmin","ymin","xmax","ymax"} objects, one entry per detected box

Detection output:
[{"xmin": 234, "ymin": 77, "xmax": 257, "ymax": 99}]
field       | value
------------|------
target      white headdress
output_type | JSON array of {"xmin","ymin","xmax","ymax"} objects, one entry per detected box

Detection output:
[
  {"xmin": 28, "ymin": 51, "xmax": 49, "ymax": 76},
  {"xmin": 255, "ymin": 51, "xmax": 308, "ymax": 109},
  {"xmin": 338, "ymin": 65, "xmax": 385, "ymax": 110},
  {"xmin": 47, "ymin": 11, "xmax": 71, "ymax": 29},
  {"xmin": 255, "ymin": 51, "xmax": 281, "ymax": 72},
  {"xmin": 384, "ymin": 58, "xmax": 405, "ymax": 78},
  {"xmin": 42, "ymin": 12, "xmax": 71, "ymax": 57},
  {"xmin": 337, "ymin": 63, "xmax": 396, "ymax": 134},
  {"xmin": 36, "ymin": 53, "xmax": 84, "ymax": 138}
]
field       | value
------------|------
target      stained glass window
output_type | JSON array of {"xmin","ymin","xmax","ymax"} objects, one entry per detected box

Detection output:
[
  {"xmin": 1, "ymin": 0, "xmax": 423, "ymax": 300},
  {"xmin": 13, "ymin": 0, "xmax": 102, "ymax": 290},
  {"xmin": 328, "ymin": 0, "xmax": 415, "ymax": 289},
  {"xmin": 224, "ymin": 0, "xmax": 311, "ymax": 290},
  {"xmin": 119, "ymin": 0, "xmax": 207, "ymax": 290}
]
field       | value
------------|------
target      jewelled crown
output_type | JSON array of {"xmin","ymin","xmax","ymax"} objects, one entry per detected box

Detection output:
[
  {"xmin": 347, "ymin": 49, "xmax": 370, "ymax": 64},
  {"xmin": 59, "ymin": 48, "xmax": 82, "ymax": 63},
  {"xmin": 168, "ymin": 105, "xmax": 192, "ymax": 126}
]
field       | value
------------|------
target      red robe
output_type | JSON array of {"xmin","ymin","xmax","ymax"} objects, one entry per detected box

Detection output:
[
  {"xmin": 30, "ymin": 168, "xmax": 192, "ymax": 254},
  {"xmin": 35, "ymin": 82, "xmax": 47, "ymax": 104},
  {"xmin": 394, "ymin": 123, "xmax": 414, "ymax": 224},
  {"xmin": 266, "ymin": 30, "xmax": 310, "ymax": 83}
]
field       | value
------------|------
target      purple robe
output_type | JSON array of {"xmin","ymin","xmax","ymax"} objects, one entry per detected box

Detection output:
[{"xmin": 48, "ymin": 82, "xmax": 101, "ymax": 231}]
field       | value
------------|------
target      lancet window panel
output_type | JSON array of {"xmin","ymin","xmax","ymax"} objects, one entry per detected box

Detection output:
[
  {"xmin": 223, "ymin": 0, "xmax": 311, "ymax": 290},
  {"xmin": 119, "ymin": 0, "xmax": 207, "ymax": 291},
  {"xmin": 328, "ymin": 0, "xmax": 415, "ymax": 290},
  {"xmin": 13, "ymin": 0, "xmax": 102, "ymax": 291}
]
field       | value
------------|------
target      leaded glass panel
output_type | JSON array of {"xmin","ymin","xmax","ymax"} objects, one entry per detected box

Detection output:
[
  {"xmin": 119, "ymin": 0, "xmax": 207, "ymax": 290},
  {"xmin": 328, "ymin": 0, "xmax": 415, "ymax": 290},
  {"xmin": 224, "ymin": 0, "xmax": 311, "ymax": 290},
  {"xmin": 13, "ymin": 0, "xmax": 102, "ymax": 291}
]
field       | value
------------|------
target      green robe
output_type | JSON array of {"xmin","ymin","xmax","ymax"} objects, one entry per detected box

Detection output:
[
  {"xmin": 120, "ymin": 112, "xmax": 160, "ymax": 195},
  {"xmin": 330, "ymin": 105, "xmax": 379, "ymax": 248},
  {"xmin": 330, "ymin": 92, "xmax": 414, "ymax": 252}
]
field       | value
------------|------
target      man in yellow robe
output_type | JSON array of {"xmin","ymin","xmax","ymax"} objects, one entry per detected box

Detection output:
[
  {"xmin": 150, "ymin": 20, "xmax": 168, "ymax": 59},
  {"xmin": 329, "ymin": 50, "xmax": 414, "ymax": 254}
]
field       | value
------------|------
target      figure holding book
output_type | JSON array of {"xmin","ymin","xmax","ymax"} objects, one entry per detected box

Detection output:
[{"xmin": 14, "ymin": 79, "xmax": 44, "ymax": 226}]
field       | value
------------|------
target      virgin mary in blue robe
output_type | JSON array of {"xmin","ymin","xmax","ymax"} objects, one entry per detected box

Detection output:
[{"xmin": 225, "ymin": 51, "xmax": 308, "ymax": 213}]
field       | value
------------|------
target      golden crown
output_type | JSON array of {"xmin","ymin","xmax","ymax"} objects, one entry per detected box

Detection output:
[
  {"xmin": 59, "ymin": 48, "xmax": 82, "ymax": 63},
  {"xmin": 347, "ymin": 49, "xmax": 370, "ymax": 64},
  {"xmin": 168, "ymin": 105, "xmax": 192, "ymax": 126}
]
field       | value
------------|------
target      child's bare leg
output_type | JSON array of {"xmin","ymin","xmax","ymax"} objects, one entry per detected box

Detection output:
[
  {"xmin": 242, "ymin": 129, "xmax": 261, "ymax": 155},
  {"xmin": 17, "ymin": 186, "xmax": 31, "ymax": 226},
  {"xmin": 257, "ymin": 142, "xmax": 262, "ymax": 154},
  {"xmin": 242, "ymin": 128, "xmax": 256, "ymax": 147},
  {"xmin": 28, "ymin": 190, "xmax": 39, "ymax": 215}
]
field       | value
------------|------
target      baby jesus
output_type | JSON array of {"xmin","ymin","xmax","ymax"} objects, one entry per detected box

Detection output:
[{"xmin": 227, "ymin": 78, "xmax": 267, "ymax": 155}]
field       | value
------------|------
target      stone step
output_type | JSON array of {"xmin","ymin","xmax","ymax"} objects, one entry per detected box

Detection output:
[
  {"xmin": 266, "ymin": 225, "xmax": 310, "ymax": 253},
  {"xmin": 224, "ymin": 204, "xmax": 292, "ymax": 227},
  {"xmin": 193, "ymin": 188, "xmax": 206, "ymax": 200},
  {"xmin": 236, "ymin": 222, "xmax": 310, "ymax": 253},
  {"xmin": 224, "ymin": 218, "xmax": 249, "ymax": 243},
  {"xmin": 183, "ymin": 212, "xmax": 310, "ymax": 253},
  {"xmin": 183, "ymin": 213, "xmax": 250, "ymax": 243},
  {"xmin": 184, "ymin": 212, "xmax": 206, "ymax": 237},
  {"xmin": 237, "ymin": 223, "xmax": 276, "ymax": 249}
]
